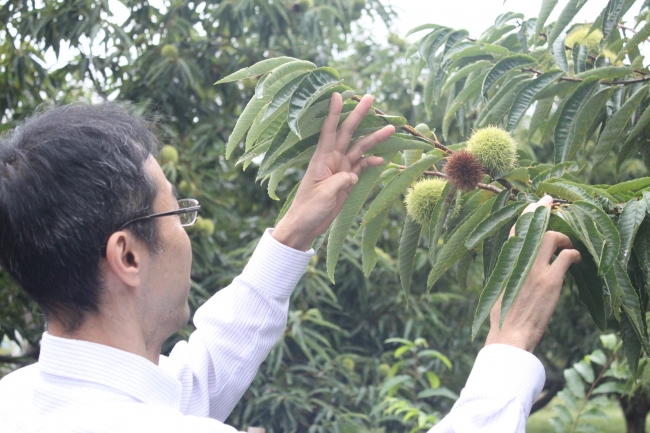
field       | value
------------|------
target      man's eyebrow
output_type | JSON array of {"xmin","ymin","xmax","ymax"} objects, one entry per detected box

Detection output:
[{"xmin": 172, "ymin": 184, "xmax": 179, "ymax": 199}]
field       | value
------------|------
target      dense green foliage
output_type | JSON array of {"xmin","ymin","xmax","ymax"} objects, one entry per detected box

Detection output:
[{"xmin": 5, "ymin": 0, "xmax": 650, "ymax": 432}]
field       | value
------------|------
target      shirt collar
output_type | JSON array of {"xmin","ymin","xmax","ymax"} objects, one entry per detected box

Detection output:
[{"xmin": 38, "ymin": 332, "xmax": 182, "ymax": 409}]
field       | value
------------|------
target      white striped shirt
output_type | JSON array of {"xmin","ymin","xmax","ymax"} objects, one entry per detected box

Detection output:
[
  {"xmin": 0, "ymin": 229, "xmax": 545, "ymax": 432},
  {"xmin": 0, "ymin": 229, "xmax": 312, "ymax": 432},
  {"xmin": 429, "ymin": 344, "xmax": 545, "ymax": 432}
]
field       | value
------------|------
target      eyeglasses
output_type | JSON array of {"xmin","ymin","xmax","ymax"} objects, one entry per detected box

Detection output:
[
  {"xmin": 117, "ymin": 198, "xmax": 201, "ymax": 230},
  {"xmin": 101, "ymin": 199, "xmax": 201, "ymax": 257}
]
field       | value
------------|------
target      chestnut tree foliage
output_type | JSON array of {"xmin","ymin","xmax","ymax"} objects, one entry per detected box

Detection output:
[
  {"xmin": 4, "ymin": 0, "xmax": 650, "ymax": 431},
  {"xmin": 225, "ymin": 0, "xmax": 650, "ymax": 378}
]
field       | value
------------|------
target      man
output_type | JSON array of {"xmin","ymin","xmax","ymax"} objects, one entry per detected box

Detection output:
[{"xmin": 0, "ymin": 93, "xmax": 580, "ymax": 432}]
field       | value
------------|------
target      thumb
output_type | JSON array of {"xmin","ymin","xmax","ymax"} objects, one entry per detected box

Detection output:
[{"xmin": 324, "ymin": 171, "xmax": 358, "ymax": 195}]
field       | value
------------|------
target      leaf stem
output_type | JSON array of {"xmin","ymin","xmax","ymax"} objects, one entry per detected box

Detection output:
[{"xmin": 569, "ymin": 350, "xmax": 616, "ymax": 433}]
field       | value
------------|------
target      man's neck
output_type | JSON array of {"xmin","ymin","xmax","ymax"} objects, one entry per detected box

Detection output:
[{"xmin": 47, "ymin": 316, "xmax": 162, "ymax": 364}]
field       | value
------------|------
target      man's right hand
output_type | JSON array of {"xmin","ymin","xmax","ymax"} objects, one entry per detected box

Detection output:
[{"xmin": 484, "ymin": 195, "xmax": 582, "ymax": 353}]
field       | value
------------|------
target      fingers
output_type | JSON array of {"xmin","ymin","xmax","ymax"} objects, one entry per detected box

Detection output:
[
  {"xmin": 351, "ymin": 156, "xmax": 385, "ymax": 175},
  {"xmin": 316, "ymin": 93, "xmax": 343, "ymax": 154},
  {"xmin": 551, "ymin": 249, "xmax": 582, "ymax": 274},
  {"xmin": 334, "ymin": 94, "xmax": 375, "ymax": 152},
  {"xmin": 345, "ymin": 125, "xmax": 395, "ymax": 163},
  {"xmin": 535, "ymin": 231, "xmax": 574, "ymax": 264},
  {"xmin": 510, "ymin": 195, "xmax": 554, "ymax": 237}
]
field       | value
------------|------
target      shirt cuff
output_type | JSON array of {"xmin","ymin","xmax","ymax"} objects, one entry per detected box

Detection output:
[
  {"xmin": 239, "ymin": 228, "xmax": 314, "ymax": 299},
  {"xmin": 462, "ymin": 344, "xmax": 546, "ymax": 416}
]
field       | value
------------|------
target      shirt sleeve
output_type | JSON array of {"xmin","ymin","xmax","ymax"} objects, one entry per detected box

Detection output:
[
  {"xmin": 159, "ymin": 229, "xmax": 313, "ymax": 421},
  {"xmin": 428, "ymin": 344, "xmax": 546, "ymax": 433}
]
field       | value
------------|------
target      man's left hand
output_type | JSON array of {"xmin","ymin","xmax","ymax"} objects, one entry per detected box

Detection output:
[{"xmin": 273, "ymin": 93, "xmax": 395, "ymax": 251}]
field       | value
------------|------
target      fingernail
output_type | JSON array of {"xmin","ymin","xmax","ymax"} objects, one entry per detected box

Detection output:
[{"xmin": 350, "ymin": 173, "xmax": 359, "ymax": 184}]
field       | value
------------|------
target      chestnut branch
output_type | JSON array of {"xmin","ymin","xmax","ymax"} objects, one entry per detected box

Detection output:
[
  {"xmin": 397, "ymin": 166, "xmax": 504, "ymax": 195},
  {"xmin": 521, "ymin": 67, "xmax": 650, "ymax": 85},
  {"xmin": 355, "ymin": 95, "xmax": 569, "ymax": 205}
]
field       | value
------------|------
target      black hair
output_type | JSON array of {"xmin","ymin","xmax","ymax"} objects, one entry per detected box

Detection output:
[{"xmin": 0, "ymin": 103, "xmax": 162, "ymax": 332}]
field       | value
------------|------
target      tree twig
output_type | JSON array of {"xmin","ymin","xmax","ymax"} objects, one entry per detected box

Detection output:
[
  {"xmin": 397, "ymin": 166, "xmax": 505, "ymax": 195},
  {"xmin": 521, "ymin": 67, "xmax": 650, "ymax": 85},
  {"xmin": 618, "ymin": 24, "xmax": 650, "ymax": 44},
  {"xmin": 352, "ymin": 95, "xmax": 453, "ymax": 154},
  {"xmin": 569, "ymin": 350, "xmax": 616, "ymax": 433}
]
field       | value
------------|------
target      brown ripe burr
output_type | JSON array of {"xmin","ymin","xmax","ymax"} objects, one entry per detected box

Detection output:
[{"xmin": 443, "ymin": 150, "xmax": 484, "ymax": 191}]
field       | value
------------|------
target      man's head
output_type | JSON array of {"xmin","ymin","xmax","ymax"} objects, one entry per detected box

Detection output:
[{"xmin": 0, "ymin": 103, "xmax": 191, "ymax": 336}]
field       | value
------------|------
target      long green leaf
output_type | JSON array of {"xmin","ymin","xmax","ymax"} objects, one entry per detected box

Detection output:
[
  {"xmin": 480, "ymin": 77, "xmax": 534, "ymax": 127},
  {"xmin": 465, "ymin": 202, "xmax": 529, "ymax": 249},
  {"xmin": 608, "ymin": 178, "xmax": 650, "ymax": 195},
  {"xmin": 572, "ymin": 201, "xmax": 621, "ymax": 276},
  {"xmin": 362, "ymin": 154, "xmax": 443, "ymax": 228},
  {"xmin": 536, "ymin": 181, "xmax": 600, "ymax": 206},
  {"xmin": 602, "ymin": 0, "xmax": 627, "ymax": 39},
  {"xmin": 621, "ymin": 103, "xmax": 650, "ymax": 156},
  {"xmin": 246, "ymin": 104, "xmax": 289, "ymax": 151},
  {"xmin": 507, "ymin": 70, "xmax": 563, "ymax": 131},
  {"xmin": 611, "ymin": 260, "xmax": 648, "ymax": 345},
  {"xmin": 215, "ymin": 56, "xmax": 298, "ymax": 83},
  {"xmin": 399, "ymin": 218, "xmax": 423, "ymax": 302},
  {"xmin": 288, "ymin": 67, "xmax": 341, "ymax": 139},
  {"xmin": 554, "ymin": 76, "xmax": 600, "ymax": 163},
  {"xmin": 567, "ymin": 87, "xmax": 617, "ymax": 160},
  {"xmin": 275, "ymin": 181, "xmax": 300, "ymax": 225},
  {"xmin": 568, "ymin": 245, "xmax": 607, "ymax": 331},
  {"xmin": 593, "ymin": 86, "xmax": 649, "ymax": 167},
  {"xmin": 225, "ymin": 70, "xmax": 307, "ymax": 158},
  {"xmin": 406, "ymin": 24, "xmax": 440, "ymax": 37},
  {"xmin": 499, "ymin": 206, "xmax": 551, "ymax": 326},
  {"xmin": 261, "ymin": 73, "xmax": 306, "ymax": 121},
  {"xmin": 560, "ymin": 206, "xmax": 605, "ymax": 275},
  {"xmin": 441, "ymin": 60, "xmax": 492, "ymax": 94},
  {"xmin": 428, "ymin": 183, "xmax": 457, "ymax": 264},
  {"xmin": 262, "ymin": 60, "xmax": 316, "ymax": 92},
  {"xmin": 531, "ymin": 161, "xmax": 580, "ymax": 191},
  {"xmin": 620, "ymin": 311, "xmax": 642, "ymax": 377},
  {"xmin": 529, "ymin": 98, "xmax": 554, "ymax": 140},
  {"xmin": 547, "ymin": 0, "xmax": 590, "ymax": 48},
  {"xmin": 483, "ymin": 190, "xmax": 513, "ymax": 281},
  {"xmin": 362, "ymin": 206, "xmax": 391, "ymax": 277},
  {"xmin": 326, "ymin": 155, "xmax": 395, "ymax": 283},
  {"xmin": 365, "ymin": 133, "xmax": 433, "ymax": 155},
  {"xmin": 443, "ymin": 71, "xmax": 488, "ymax": 138},
  {"xmin": 618, "ymin": 198, "xmax": 647, "ymax": 267},
  {"xmin": 534, "ymin": 0, "xmax": 560, "ymax": 45},
  {"xmin": 482, "ymin": 54, "xmax": 537, "ymax": 97},
  {"xmin": 633, "ymin": 219, "xmax": 650, "ymax": 296},
  {"xmin": 472, "ymin": 212, "xmax": 535, "ymax": 338},
  {"xmin": 425, "ymin": 28, "xmax": 454, "ymax": 71},
  {"xmin": 447, "ymin": 43, "xmax": 509, "ymax": 62},
  {"xmin": 575, "ymin": 66, "xmax": 633, "ymax": 80},
  {"xmin": 553, "ymin": 35, "xmax": 570, "ymax": 72},
  {"xmin": 427, "ymin": 197, "xmax": 497, "ymax": 289},
  {"xmin": 419, "ymin": 27, "xmax": 449, "ymax": 60}
]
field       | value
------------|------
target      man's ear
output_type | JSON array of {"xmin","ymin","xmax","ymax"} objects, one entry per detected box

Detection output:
[{"xmin": 104, "ymin": 231, "xmax": 145, "ymax": 287}]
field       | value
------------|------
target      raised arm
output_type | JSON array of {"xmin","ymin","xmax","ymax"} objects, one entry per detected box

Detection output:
[
  {"xmin": 160, "ymin": 93, "xmax": 395, "ymax": 420},
  {"xmin": 430, "ymin": 196, "xmax": 582, "ymax": 432}
]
